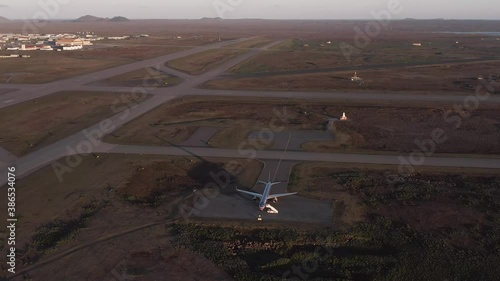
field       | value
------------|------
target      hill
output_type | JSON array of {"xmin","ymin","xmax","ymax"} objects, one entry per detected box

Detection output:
[
  {"xmin": 201, "ymin": 17, "xmax": 222, "ymax": 21},
  {"xmin": 74, "ymin": 15, "xmax": 105, "ymax": 22},
  {"xmin": 74, "ymin": 15, "xmax": 129, "ymax": 22},
  {"xmin": 0, "ymin": 16, "xmax": 10, "ymax": 22},
  {"xmin": 109, "ymin": 16, "xmax": 129, "ymax": 22}
]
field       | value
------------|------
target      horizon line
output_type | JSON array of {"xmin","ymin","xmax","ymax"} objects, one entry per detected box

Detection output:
[{"xmin": 2, "ymin": 17, "xmax": 500, "ymax": 21}]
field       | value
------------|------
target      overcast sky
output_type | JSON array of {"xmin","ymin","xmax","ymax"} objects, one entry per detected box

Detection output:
[{"xmin": 1, "ymin": 0, "xmax": 499, "ymax": 20}]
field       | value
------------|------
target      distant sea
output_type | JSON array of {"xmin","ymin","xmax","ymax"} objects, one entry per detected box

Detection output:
[{"xmin": 437, "ymin": 32, "xmax": 500, "ymax": 36}]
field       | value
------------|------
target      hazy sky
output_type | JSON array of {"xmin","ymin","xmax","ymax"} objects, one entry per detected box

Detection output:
[{"xmin": 0, "ymin": 0, "xmax": 499, "ymax": 20}]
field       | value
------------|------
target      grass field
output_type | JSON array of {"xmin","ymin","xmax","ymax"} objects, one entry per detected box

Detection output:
[{"xmin": 0, "ymin": 91, "xmax": 149, "ymax": 156}]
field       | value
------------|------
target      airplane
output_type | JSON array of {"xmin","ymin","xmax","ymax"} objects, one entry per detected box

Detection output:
[
  {"xmin": 237, "ymin": 133, "xmax": 296, "ymax": 211},
  {"xmin": 236, "ymin": 171, "xmax": 297, "ymax": 211}
]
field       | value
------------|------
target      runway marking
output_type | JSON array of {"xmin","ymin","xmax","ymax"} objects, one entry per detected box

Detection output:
[{"xmin": 3, "ymin": 100, "xmax": 14, "ymax": 103}]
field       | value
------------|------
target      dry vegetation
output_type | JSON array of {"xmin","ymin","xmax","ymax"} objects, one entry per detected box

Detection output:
[
  {"xmin": 0, "ymin": 154, "xmax": 261, "ymax": 280},
  {"xmin": 289, "ymin": 162, "xmax": 500, "ymax": 228},
  {"xmin": 304, "ymin": 103, "xmax": 500, "ymax": 155}
]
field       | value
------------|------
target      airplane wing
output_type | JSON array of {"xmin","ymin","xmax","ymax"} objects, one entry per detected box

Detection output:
[
  {"xmin": 267, "ymin": 192, "xmax": 297, "ymax": 199},
  {"xmin": 236, "ymin": 188, "xmax": 263, "ymax": 198}
]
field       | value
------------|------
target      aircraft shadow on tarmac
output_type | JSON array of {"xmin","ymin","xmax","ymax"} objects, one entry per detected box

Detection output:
[{"xmin": 164, "ymin": 138, "xmax": 334, "ymax": 224}]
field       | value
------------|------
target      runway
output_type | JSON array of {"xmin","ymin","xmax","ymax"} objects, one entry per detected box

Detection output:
[{"xmin": 1, "ymin": 38, "xmax": 499, "ymax": 189}]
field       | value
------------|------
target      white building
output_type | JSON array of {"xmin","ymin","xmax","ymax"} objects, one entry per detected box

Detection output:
[
  {"xmin": 107, "ymin": 36, "xmax": 129, "ymax": 40},
  {"xmin": 56, "ymin": 38, "xmax": 84, "ymax": 46},
  {"xmin": 62, "ymin": 45, "xmax": 83, "ymax": 50}
]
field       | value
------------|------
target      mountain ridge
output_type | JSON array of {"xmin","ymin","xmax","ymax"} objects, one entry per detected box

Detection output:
[{"xmin": 74, "ymin": 15, "xmax": 129, "ymax": 22}]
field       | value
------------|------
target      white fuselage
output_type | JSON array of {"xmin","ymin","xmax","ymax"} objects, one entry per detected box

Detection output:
[{"xmin": 259, "ymin": 182, "xmax": 273, "ymax": 210}]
